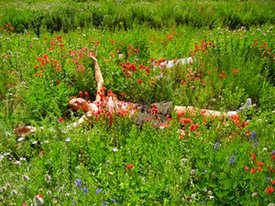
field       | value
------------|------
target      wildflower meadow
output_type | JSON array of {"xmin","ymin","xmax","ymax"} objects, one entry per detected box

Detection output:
[{"xmin": 0, "ymin": 0, "xmax": 274, "ymax": 205}]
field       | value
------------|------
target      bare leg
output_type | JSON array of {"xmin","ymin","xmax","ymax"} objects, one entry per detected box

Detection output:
[{"xmin": 174, "ymin": 106, "xmax": 232, "ymax": 118}]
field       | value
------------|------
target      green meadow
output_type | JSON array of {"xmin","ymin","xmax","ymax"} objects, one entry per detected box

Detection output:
[{"xmin": 0, "ymin": 0, "xmax": 274, "ymax": 205}]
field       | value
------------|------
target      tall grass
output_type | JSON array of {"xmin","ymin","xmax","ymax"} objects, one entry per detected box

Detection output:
[
  {"xmin": 0, "ymin": 0, "xmax": 274, "ymax": 34},
  {"xmin": 0, "ymin": 1, "xmax": 274, "ymax": 205}
]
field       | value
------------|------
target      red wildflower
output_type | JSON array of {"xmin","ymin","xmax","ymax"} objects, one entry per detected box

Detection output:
[
  {"xmin": 265, "ymin": 186, "xmax": 274, "ymax": 194},
  {"xmin": 58, "ymin": 117, "xmax": 64, "ymax": 123},
  {"xmin": 85, "ymin": 91, "xmax": 89, "ymax": 98},
  {"xmin": 57, "ymin": 35, "xmax": 62, "ymax": 42},
  {"xmin": 109, "ymin": 52, "xmax": 115, "ymax": 58},
  {"xmin": 167, "ymin": 33, "xmax": 174, "ymax": 40},
  {"xmin": 77, "ymin": 64, "xmax": 85, "ymax": 74},
  {"xmin": 152, "ymin": 105, "xmax": 158, "ymax": 114},
  {"xmin": 181, "ymin": 80, "xmax": 187, "ymax": 85},
  {"xmin": 245, "ymin": 130, "xmax": 251, "ymax": 136},
  {"xmin": 137, "ymin": 79, "xmax": 142, "ymax": 84},
  {"xmin": 218, "ymin": 71, "xmax": 227, "ymax": 79},
  {"xmin": 271, "ymin": 179, "xmax": 275, "ymax": 185},
  {"xmin": 244, "ymin": 166, "xmax": 249, "ymax": 171},
  {"xmin": 22, "ymin": 203, "xmax": 28, "ymax": 206},
  {"xmin": 43, "ymin": 54, "xmax": 48, "ymax": 60},
  {"xmin": 230, "ymin": 114, "xmax": 240, "ymax": 126},
  {"xmin": 180, "ymin": 118, "xmax": 192, "ymax": 125},
  {"xmin": 79, "ymin": 91, "xmax": 83, "ymax": 98},
  {"xmin": 126, "ymin": 164, "xmax": 134, "ymax": 170},
  {"xmin": 232, "ymin": 68, "xmax": 240, "ymax": 76},
  {"xmin": 129, "ymin": 63, "xmax": 136, "ymax": 72},
  {"xmin": 251, "ymin": 153, "xmax": 257, "ymax": 161},
  {"xmin": 242, "ymin": 121, "xmax": 249, "ymax": 127},
  {"xmin": 166, "ymin": 115, "xmax": 172, "ymax": 122},
  {"xmin": 190, "ymin": 124, "xmax": 199, "ymax": 132},
  {"xmin": 179, "ymin": 135, "xmax": 184, "ymax": 140},
  {"xmin": 36, "ymin": 194, "xmax": 44, "ymax": 198},
  {"xmin": 269, "ymin": 166, "xmax": 275, "ymax": 173},
  {"xmin": 257, "ymin": 167, "xmax": 263, "ymax": 172},
  {"xmin": 256, "ymin": 161, "xmax": 264, "ymax": 167},
  {"xmin": 250, "ymin": 168, "xmax": 257, "ymax": 173}
]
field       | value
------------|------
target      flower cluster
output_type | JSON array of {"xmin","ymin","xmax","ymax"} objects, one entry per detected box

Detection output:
[
  {"xmin": 33, "ymin": 54, "xmax": 62, "ymax": 77},
  {"xmin": 2, "ymin": 23, "xmax": 14, "ymax": 32},
  {"xmin": 180, "ymin": 67, "xmax": 205, "ymax": 90},
  {"xmin": 252, "ymin": 39, "xmax": 274, "ymax": 58},
  {"xmin": 121, "ymin": 62, "xmax": 137, "ymax": 77},
  {"xmin": 190, "ymin": 40, "xmax": 215, "ymax": 57},
  {"xmin": 33, "ymin": 36, "xmax": 96, "ymax": 79},
  {"xmin": 69, "ymin": 47, "xmax": 96, "ymax": 74},
  {"xmin": 244, "ymin": 152, "xmax": 275, "ymax": 195}
]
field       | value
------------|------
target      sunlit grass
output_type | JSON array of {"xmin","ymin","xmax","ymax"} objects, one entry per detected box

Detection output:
[{"xmin": 0, "ymin": 1, "xmax": 275, "ymax": 205}]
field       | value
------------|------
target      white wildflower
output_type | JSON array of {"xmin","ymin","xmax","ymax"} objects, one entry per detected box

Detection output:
[
  {"xmin": 251, "ymin": 192, "xmax": 258, "ymax": 198},
  {"xmin": 112, "ymin": 147, "xmax": 119, "ymax": 152},
  {"xmin": 17, "ymin": 137, "xmax": 25, "ymax": 142},
  {"xmin": 190, "ymin": 169, "xmax": 196, "ymax": 176},
  {"xmin": 10, "ymin": 190, "xmax": 18, "ymax": 195},
  {"xmin": 45, "ymin": 174, "xmax": 52, "ymax": 183}
]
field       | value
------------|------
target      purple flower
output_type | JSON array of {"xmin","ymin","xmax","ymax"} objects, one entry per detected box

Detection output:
[
  {"xmin": 83, "ymin": 188, "xmax": 88, "ymax": 193},
  {"xmin": 102, "ymin": 201, "xmax": 109, "ymax": 206},
  {"xmin": 111, "ymin": 199, "xmax": 117, "ymax": 204},
  {"xmin": 96, "ymin": 188, "xmax": 102, "ymax": 194},
  {"xmin": 253, "ymin": 140, "xmax": 259, "ymax": 147},
  {"xmin": 272, "ymin": 150, "xmax": 275, "ymax": 155},
  {"xmin": 229, "ymin": 155, "xmax": 235, "ymax": 165},
  {"xmin": 250, "ymin": 131, "xmax": 256, "ymax": 141},
  {"xmin": 75, "ymin": 179, "xmax": 82, "ymax": 187}
]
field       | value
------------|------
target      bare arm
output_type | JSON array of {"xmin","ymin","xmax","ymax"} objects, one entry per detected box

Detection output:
[
  {"xmin": 90, "ymin": 56, "xmax": 104, "ymax": 101},
  {"xmin": 68, "ymin": 57, "xmax": 104, "ymax": 128}
]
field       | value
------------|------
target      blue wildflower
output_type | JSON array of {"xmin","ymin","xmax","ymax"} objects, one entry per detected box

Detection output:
[
  {"xmin": 229, "ymin": 155, "xmax": 235, "ymax": 165},
  {"xmin": 250, "ymin": 131, "xmax": 256, "ymax": 141},
  {"xmin": 75, "ymin": 179, "xmax": 82, "ymax": 187},
  {"xmin": 253, "ymin": 140, "xmax": 259, "ymax": 147},
  {"xmin": 111, "ymin": 199, "xmax": 117, "ymax": 204},
  {"xmin": 83, "ymin": 188, "xmax": 88, "ymax": 193},
  {"xmin": 102, "ymin": 201, "xmax": 109, "ymax": 206},
  {"xmin": 96, "ymin": 188, "xmax": 102, "ymax": 194}
]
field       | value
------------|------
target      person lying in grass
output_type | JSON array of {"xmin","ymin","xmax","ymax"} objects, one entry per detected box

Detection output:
[
  {"xmin": 67, "ymin": 56, "xmax": 253, "ymax": 127},
  {"xmin": 14, "ymin": 55, "xmax": 253, "ymax": 137}
]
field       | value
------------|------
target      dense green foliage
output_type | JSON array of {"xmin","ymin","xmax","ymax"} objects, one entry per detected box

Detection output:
[
  {"xmin": 0, "ymin": 0, "xmax": 274, "ymax": 205},
  {"xmin": 0, "ymin": 0, "xmax": 274, "ymax": 34}
]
